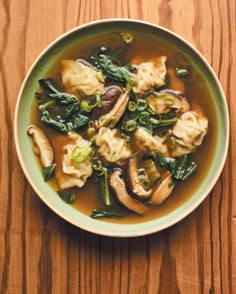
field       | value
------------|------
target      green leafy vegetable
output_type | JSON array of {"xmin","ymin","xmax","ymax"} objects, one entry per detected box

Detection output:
[
  {"xmin": 168, "ymin": 155, "xmax": 197, "ymax": 181},
  {"xmin": 90, "ymin": 209, "xmax": 122, "ymax": 219},
  {"xmin": 39, "ymin": 78, "xmax": 60, "ymax": 94},
  {"xmin": 36, "ymin": 79, "xmax": 89, "ymax": 132},
  {"xmin": 150, "ymin": 117, "xmax": 177, "ymax": 128},
  {"xmin": 58, "ymin": 190, "xmax": 76, "ymax": 204},
  {"xmin": 148, "ymin": 152, "xmax": 197, "ymax": 182},
  {"xmin": 40, "ymin": 109, "xmax": 89, "ymax": 132},
  {"xmin": 90, "ymin": 48, "xmax": 137, "ymax": 86},
  {"xmin": 43, "ymin": 164, "xmax": 56, "ymax": 181},
  {"xmin": 49, "ymin": 93, "xmax": 78, "ymax": 104},
  {"xmin": 93, "ymin": 161, "xmax": 113, "ymax": 206}
]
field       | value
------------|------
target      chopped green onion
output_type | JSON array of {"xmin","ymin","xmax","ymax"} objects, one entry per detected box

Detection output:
[
  {"xmin": 150, "ymin": 117, "xmax": 177, "ymax": 128},
  {"xmin": 71, "ymin": 144, "xmax": 93, "ymax": 164},
  {"xmin": 128, "ymin": 101, "xmax": 137, "ymax": 112},
  {"xmin": 138, "ymin": 111, "xmax": 151, "ymax": 126},
  {"xmin": 106, "ymin": 116, "xmax": 117, "ymax": 128},
  {"xmin": 137, "ymin": 99, "xmax": 148, "ymax": 111},
  {"xmin": 97, "ymin": 71, "xmax": 105, "ymax": 83},
  {"xmin": 80, "ymin": 100, "xmax": 93, "ymax": 113},
  {"xmin": 93, "ymin": 161, "xmax": 105, "ymax": 176},
  {"xmin": 122, "ymin": 120, "xmax": 137, "ymax": 132},
  {"xmin": 96, "ymin": 92, "xmax": 102, "ymax": 108},
  {"xmin": 121, "ymin": 32, "xmax": 133, "ymax": 44}
]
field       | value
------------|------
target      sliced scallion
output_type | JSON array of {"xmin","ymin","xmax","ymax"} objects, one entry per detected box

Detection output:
[
  {"xmin": 150, "ymin": 117, "xmax": 177, "ymax": 128},
  {"xmin": 121, "ymin": 32, "xmax": 133, "ymax": 44},
  {"xmin": 71, "ymin": 143, "xmax": 93, "ymax": 164},
  {"xmin": 138, "ymin": 112, "xmax": 151, "ymax": 126},
  {"xmin": 122, "ymin": 120, "xmax": 137, "ymax": 132},
  {"xmin": 106, "ymin": 116, "xmax": 117, "ymax": 128},
  {"xmin": 96, "ymin": 92, "xmax": 102, "ymax": 108},
  {"xmin": 137, "ymin": 99, "xmax": 148, "ymax": 111},
  {"xmin": 128, "ymin": 101, "xmax": 137, "ymax": 112}
]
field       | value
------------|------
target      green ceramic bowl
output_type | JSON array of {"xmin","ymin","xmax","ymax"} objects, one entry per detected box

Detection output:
[{"xmin": 14, "ymin": 19, "xmax": 229, "ymax": 237}]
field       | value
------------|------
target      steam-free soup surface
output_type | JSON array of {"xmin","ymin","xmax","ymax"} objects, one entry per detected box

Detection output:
[{"xmin": 30, "ymin": 31, "xmax": 217, "ymax": 224}]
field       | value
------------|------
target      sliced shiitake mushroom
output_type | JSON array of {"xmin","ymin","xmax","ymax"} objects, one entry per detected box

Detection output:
[
  {"xmin": 110, "ymin": 170, "xmax": 149, "ymax": 215},
  {"xmin": 27, "ymin": 125, "xmax": 54, "ymax": 167},
  {"xmin": 128, "ymin": 157, "xmax": 152, "ymax": 200},
  {"xmin": 96, "ymin": 91, "xmax": 129, "ymax": 128},
  {"xmin": 150, "ymin": 171, "xmax": 175, "ymax": 205},
  {"xmin": 91, "ymin": 86, "xmax": 122, "ymax": 120}
]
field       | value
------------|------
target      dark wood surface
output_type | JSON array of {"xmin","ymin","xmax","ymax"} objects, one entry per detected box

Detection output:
[{"xmin": 0, "ymin": 0, "xmax": 235, "ymax": 293}]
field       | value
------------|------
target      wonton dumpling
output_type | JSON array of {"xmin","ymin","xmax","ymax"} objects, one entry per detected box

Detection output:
[
  {"xmin": 171, "ymin": 111, "xmax": 208, "ymax": 156},
  {"xmin": 95, "ymin": 127, "xmax": 132, "ymax": 165},
  {"xmin": 61, "ymin": 60, "xmax": 105, "ymax": 97},
  {"xmin": 56, "ymin": 132, "xmax": 93, "ymax": 189},
  {"xmin": 134, "ymin": 128, "xmax": 168, "ymax": 155},
  {"xmin": 132, "ymin": 56, "xmax": 167, "ymax": 94}
]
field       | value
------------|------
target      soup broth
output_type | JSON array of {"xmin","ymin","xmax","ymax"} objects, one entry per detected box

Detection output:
[{"xmin": 30, "ymin": 31, "xmax": 218, "ymax": 224}]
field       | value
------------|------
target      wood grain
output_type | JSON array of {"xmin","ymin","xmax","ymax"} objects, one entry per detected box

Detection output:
[{"xmin": 0, "ymin": 0, "xmax": 235, "ymax": 293}]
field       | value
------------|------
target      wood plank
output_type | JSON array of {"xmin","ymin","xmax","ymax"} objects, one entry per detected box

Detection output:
[{"xmin": 0, "ymin": 0, "xmax": 235, "ymax": 293}]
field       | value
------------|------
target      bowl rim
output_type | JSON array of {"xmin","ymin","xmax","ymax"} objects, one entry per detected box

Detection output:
[{"xmin": 14, "ymin": 18, "xmax": 230, "ymax": 237}]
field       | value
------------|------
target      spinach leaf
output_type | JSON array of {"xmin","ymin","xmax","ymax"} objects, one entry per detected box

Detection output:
[
  {"xmin": 40, "ymin": 109, "xmax": 89, "ymax": 132},
  {"xmin": 149, "ymin": 152, "xmax": 197, "ymax": 182},
  {"xmin": 93, "ymin": 161, "xmax": 113, "ymax": 206},
  {"xmin": 58, "ymin": 190, "xmax": 76, "ymax": 204},
  {"xmin": 36, "ymin": 79, "xmax": 89, "ymax": 132},
  {"xmin": 90, "ymin": 48, "xmax": 137, "ymax": 86},
  {"xmin": 90, "ymin": 209, "xmax": 122, "ymax": 219},
  {"xmin": 43, "ymin": 164, "xmax": 56, "ymax": 181}
]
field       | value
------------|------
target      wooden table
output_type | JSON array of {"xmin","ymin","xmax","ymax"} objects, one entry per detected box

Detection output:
[{"xmin": 0, "ymin": 0, "xmax": 235, "ymax": 293}]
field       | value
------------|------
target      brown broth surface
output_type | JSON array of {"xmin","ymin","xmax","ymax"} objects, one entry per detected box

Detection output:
[{"xmin": 30, "ymin": 32, "xmax": 218, "ymax": 224}]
